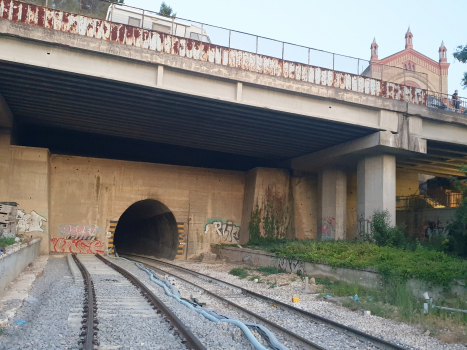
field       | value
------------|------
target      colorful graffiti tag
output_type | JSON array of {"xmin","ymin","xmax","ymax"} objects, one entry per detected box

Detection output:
[
  {"xmin": 320, "ymin": 217, "xmax": 335, "ymax": 240},
  {"xmin": 204, "ymin": 219, "xmax": 240, "ymax": 243},
  {"xmin": 17, "ymin": 210, "xmax": 47, "ymax": 233},
  {"xmin": 50, "ymin": 238, "xmax": 105, "ymax": 254},
  {"xmin": 58, "ymin": 224, "xmax": 102, "ymax": 240}
]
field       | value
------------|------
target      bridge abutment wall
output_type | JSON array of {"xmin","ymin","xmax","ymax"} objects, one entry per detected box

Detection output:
[{"xmin": 0, "ymin": 138, "xmax": 420, "ymax": 256}]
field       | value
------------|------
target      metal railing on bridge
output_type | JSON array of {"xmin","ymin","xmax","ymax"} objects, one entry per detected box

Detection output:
[
  {"xmin": 3, "ymin": 0, "xmax": 466, "ymax": 111},
  {"xmin": 396, "ymin": 193, "xmax": 462, "ymax": 210}
]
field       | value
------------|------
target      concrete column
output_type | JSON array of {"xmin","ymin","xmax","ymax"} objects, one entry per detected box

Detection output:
[
  {"xmin": 0, "ymin": 129, "xmax": 11, "ymax": 198},
  {"xmin": 240, "ymin": 168, "xmax": 291, "ymax": 244},
  {"xmin": 318, "ymin": 167, "xmax": 347, "ymax": 240},
  {"xmin": 357, "ymin": 155, "xmax": 396, "ymax": 228}
]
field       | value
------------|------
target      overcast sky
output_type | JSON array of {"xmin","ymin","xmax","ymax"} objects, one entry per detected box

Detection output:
[{"xmin": 127, "ymin": 0, "xmax": 466, "ymax": 96}]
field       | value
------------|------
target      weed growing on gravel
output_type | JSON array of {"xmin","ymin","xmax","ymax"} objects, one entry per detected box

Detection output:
[
  {"xmin": 255, "ymin": 266, "xmax": 281, "ymax": 276},
  {"xmin": 317, "ymin": 277, "xmax": 467, "ymax": 342},
  {"xmin": 245, "ymin": 239, "xmax": 467, "ymax": 286},
  {"xmin": 229, "ymin": 267, "xmax": 248, "ymax": 279},
  {"xmin": 267, "ymin": 281, "xmax": 277, "ymax": 288}
]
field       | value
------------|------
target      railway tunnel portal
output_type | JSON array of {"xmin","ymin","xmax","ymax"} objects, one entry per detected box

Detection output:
[{"xmin": 113, "ymin": 199, "xmax": 179, "ymax": 260}]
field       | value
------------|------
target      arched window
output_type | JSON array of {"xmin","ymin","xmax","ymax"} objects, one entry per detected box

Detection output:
[
  {"xmin": 408, "ymin": 63, "xmax": 411, "ymax": 70},
  {"xmin": 412, "ymin": 64, "xmax": 415, "ymax": 71},
  {"xmin": 404, "ymin": 64, "xmax": 407, "ymax": 70}
]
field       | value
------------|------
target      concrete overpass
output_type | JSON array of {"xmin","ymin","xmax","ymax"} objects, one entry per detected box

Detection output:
[{"xmin": 1, "ymin": 0, "xmax": 467, "ymax": 257}]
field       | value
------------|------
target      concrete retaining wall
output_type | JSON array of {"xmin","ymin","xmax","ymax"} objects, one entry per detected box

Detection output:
[
  {"xmin": 216, "ymin": 246, "xmax": 381, "ymax": 288},
  {"xmin": 0, "ymin": 238, "xmax": 41, "ymax": 291},
  {"xmin": 215, "ymin": 246, "xmax": 466, "ymax": 299}
]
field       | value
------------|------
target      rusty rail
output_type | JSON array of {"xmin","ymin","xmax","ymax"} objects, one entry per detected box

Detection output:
[
  {"xmin": 125, "ymin": 254, "xmax": 408, "ymax": 350},
  {"xmin": 0, "ymin": 0, "xmax": 431, "ymax": 106},
  {"xmin": 71, "ymin": 253, "xmax": 96, "ymax": 350},
  {"xmin": 130, "ymin": 256, "xmax": 327, "ymax": 350},
  {"xmin": 94, "ymin": 254, "xmax": 206, "ymax": 350}
]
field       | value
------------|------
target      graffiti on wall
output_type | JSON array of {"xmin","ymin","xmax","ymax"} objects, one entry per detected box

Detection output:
[
  {"xmin": 277, "ymin": 257, "xmax": 304, "ymax": 275},
  {"xmin": 320, "ymin": 217, "xmax": 336, "ymax": 240},
  {"xmin": 422, "ymin": 220, "xmax": 449, "ymax": 240},
  {"xmin": 58, "ymin": 224, "xmax": 103, "ymax": 240},
  {"xmin": 204, "ymin": 219, "xmax": 240, "ymax": 243},
  {"xmin": 50, "ymin": 238, "xmax": 105, "ymax": 254},
  {"xmin": 17, "ymin": 210, "xmax": 47, "ymax": 233}
]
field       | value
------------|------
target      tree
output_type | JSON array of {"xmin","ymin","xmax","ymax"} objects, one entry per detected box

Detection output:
[
  {"xmin": 453, "ymin": 44, "xmax": 467, "ymax": 88},
  {"xmin": 159, "ymin": 2, "xmax": 176, "ymax": 17},
  {"xmin": 447, "ymin": 166, "xmax": 467, "ymax": 257}
]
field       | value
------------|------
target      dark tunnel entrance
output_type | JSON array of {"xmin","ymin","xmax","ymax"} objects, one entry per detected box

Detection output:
[{"xmin": 113, "ymin": 199, "xmax": 179, "ymax": 260}]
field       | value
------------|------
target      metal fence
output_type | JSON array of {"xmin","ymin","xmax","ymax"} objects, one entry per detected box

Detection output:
[
  {"xmin": 6, "ymin": 0, "xmax": 467, "ymax": 111},
  {"xmin": 17, "ymin": 2, "xmax": 428, "ymax": 83},
  {"xmin": 396, "ymin": 193, "xmax": 462, "ymax": 210},
  {"xmin": 428, "ymin": 91, "xmax": 467, "ymax": 114}
]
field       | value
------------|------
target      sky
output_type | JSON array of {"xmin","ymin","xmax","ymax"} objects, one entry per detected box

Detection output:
[{"xmin": 126, "ymin": 0, "xmax": 466, "ymax": 96}]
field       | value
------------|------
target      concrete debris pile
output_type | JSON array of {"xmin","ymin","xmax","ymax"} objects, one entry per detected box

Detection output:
[
  {"xmin": 199, "ymin": 252, "xmax": 218, "ymax": 263},
  {"xmin": 0, "ymin": 202, "xmax": 19, "ymax": 239}
]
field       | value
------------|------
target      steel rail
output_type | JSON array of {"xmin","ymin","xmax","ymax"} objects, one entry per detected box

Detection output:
[
  {"xmin": 123, "ymin": 254, "xmax": 406, "ymax": 350},
  {"xmin": 71, "ymin": 253, "xmax": 96, "ymax": 350},
  {"xmin": 127, "ymin": 256, "xmax": 326, "ymax": 350},
  {"xmin": 94, "ymin": 254, "xmax": 206, "ymax": 350}
]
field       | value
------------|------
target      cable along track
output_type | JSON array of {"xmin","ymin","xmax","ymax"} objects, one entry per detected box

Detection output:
[
  {"xmin": 123, "ymin": 254, "xmax": 407, "ymax": 350},
  {"xmin": 72, "ymin": 253, "xmax": 205, "ymax": 350}
]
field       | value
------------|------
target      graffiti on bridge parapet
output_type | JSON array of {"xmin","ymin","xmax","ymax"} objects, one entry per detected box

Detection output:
[{"xmin": 204, "ymin": 219, "xmax": 240, "ymax": 243}]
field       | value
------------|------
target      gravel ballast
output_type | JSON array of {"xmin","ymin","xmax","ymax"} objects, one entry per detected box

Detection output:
[
  {"xmin": 0, "ymin": 256, "xmax": 83, "ymax": 350},
  {"xmin": 154, "ymin": 257, "xmax": 467, "ymax": 350},
  {"xmin": 110, "ymin": 257, "xmax": 275, "ymax": 350},
  {"xmin": 76, "ymin": 254, "xmax": 186, "ymax": 349},
  {"xmin": 129, "ymin": 258, "xmax": 381, "ymax": 350}
]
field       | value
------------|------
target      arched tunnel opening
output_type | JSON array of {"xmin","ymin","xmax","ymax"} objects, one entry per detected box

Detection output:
[{"xmin": 113, "ymin": 199, "xmax": 179, "ymax": 260}]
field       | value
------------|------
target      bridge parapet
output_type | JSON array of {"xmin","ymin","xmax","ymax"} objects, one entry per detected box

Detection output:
[{"xmin": 1, "ymin": 0, "xmax": 431, "ymax": 106}]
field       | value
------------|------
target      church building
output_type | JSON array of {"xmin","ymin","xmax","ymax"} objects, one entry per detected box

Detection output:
[{"xmin": 363, "ymin": 28, "xmax": 449, "ymax": 95}]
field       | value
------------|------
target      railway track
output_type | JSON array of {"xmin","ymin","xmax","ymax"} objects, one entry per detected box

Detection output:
[
  {"xmin": 71, "ymin": 253, "xmax": 205, "ymax": 350},
  {"xmin": 122, "ymin": 254, "xmax": 408, "ymax": 350}
]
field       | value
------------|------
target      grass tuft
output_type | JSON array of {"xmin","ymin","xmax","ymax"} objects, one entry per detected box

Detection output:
[{"xmin": 229, "ymin": 267, "xmax": 248, "ymax": 279}]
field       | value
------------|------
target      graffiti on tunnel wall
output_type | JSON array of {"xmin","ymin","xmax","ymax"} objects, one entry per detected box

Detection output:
[
  {"xmin": 204, "ymin": 219, "xmax": 240, "ymax": 243},
  {"xmin": 17, "ymin": 210, "xmax": 47, "ymax": 233},
  {"xmin": 277, "ymin": 257, "xmax": 304, "ymax": 275},
  {"xmin": 58, "ymin": 224, "xmax": 103, "ymax": 240},
  {"xmin": 50, "ymin": 238, "xmax": 105, "ymax": 254}
]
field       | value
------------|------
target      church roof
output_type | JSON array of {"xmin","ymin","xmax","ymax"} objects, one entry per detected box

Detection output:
[{"xmin": 379, "ymin": 48, "xmax": 440, "ymax": 68}]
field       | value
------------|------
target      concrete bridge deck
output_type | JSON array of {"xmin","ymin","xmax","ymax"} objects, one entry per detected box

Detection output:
[{"xmin": 1, "ymin": 0, "xmax": 467, "ymax": 257}]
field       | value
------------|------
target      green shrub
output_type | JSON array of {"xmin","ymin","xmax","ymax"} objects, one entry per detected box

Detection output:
[
  {"xmin": 0, "ymin": 237, "xmax": 16, "ymax": 248},
  {"xmin": 246, "ymin": 239, "xmax": 467, "ymax": 286},
  {"xmin": 229, "ymin": 267, "xmax": 248, "ymax": 279},
  {"xmin": 371, "ymin": 211, "xmax": 406, "ymax": 248}
]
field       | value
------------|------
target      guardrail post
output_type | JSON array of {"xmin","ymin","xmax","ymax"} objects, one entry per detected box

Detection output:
[
  {"xmin": 357, "ymin": 58, "xmax": 360, "ymax": 75},
  {"xmin": 332, "ymin": 53, "xmax": 335, "ymax": 71},
  {"xmin": 228, "ymin": 30, "xmax": 231, "ymax": 48}
]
